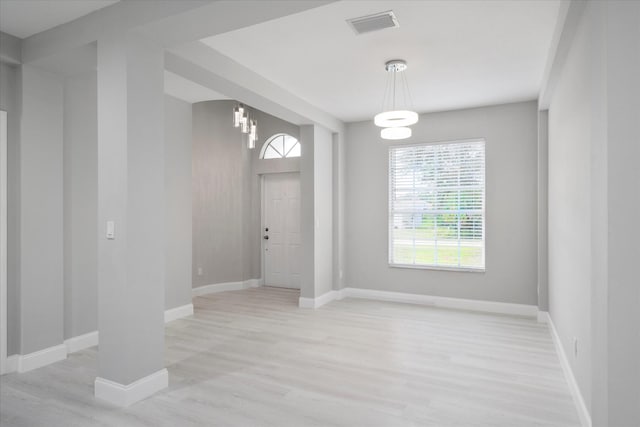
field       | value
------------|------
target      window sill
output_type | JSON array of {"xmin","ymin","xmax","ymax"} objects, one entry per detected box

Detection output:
[{"xmin": 389, "ymin": 263, "xmax": 485, "ymax": 273}]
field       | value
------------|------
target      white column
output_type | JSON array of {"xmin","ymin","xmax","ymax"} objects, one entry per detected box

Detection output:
[
  {"xmin": 313, "ymin": 125, "xmax": 333, "ymax": 298},
  {"xmin": 299, "ymin": 124, "xmax": 333, "ymax": 305},
  {"xmin": 299, "ymin": 125, "xmax": 315, "ymax": 300},
  {"xmin": 94, "ymin": 33, "xmax": 167, "ymax": 407}
]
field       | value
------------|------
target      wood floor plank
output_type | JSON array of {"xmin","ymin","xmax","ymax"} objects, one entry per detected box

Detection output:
[{"xmin": 0, "ymin": 287, "xmax": 580, "ymax": 426}]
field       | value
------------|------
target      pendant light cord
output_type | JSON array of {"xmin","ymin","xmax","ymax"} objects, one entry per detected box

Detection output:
[
  {"xmin": 392, "ymin": 70, "xmax": 397, "ymax": 111},
  {"xmin": 382, "ymin": 70, "xmax": 391, "ymax": 113},
  {"xmin": 382, "ymin": 66, "xmax": 413, "ymax": 113},
  {"xmin": 402, "ymin": 71, "xmax": 415, "ymax": 112}
]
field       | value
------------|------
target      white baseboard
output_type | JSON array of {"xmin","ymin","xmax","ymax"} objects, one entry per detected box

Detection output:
[
  {"xmin": 537, "ymin": 310, "xmax": 549, "ymax": 323},
  {"xmin": 4, "ymin": 303, "xmax": 194, "ymax": 376},
  {"xmin": 65, "ymin": 331, "xmax": 99, "ymax": 354},
  {"xmin": 17, "ymin": 344, "xmax": 67, "ymax": 373},
  {"xmin": 245, "ymin": 278, "xmax": 264, "ymax": 288},
  {"xmin": 95, "ymin": 368, "xmax": 168, "ymax": 407},
  {"xmin": 299, "ymin": 290, "xmax": 340, "ymax": 309},
  {"xmin": 341, "ymin": 287, "xmax": 538, "ymax": 317},
  {"xmin": 192, "ymin": 281, "xmax": 244, "ymax": 296},
  {"xmin": 300, "ymin": 287, "xmax": 537, "ymax": 317},
  {"xmin": 547, "ymin": 314, "xmax": 591, "ymax": 427},
  {"xmin": 3, "ymin": 355, "xmax": 18, "ymax": 374},
  {"xmin": 192, "ymin": 278, "xmax": 263, "ymax": 297},
  {"xmin": 164, "ymin": 303, "xmax": 194, "ymax": 323}
]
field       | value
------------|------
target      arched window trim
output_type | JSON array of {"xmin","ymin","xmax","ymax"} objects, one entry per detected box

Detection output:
[{"xmin": 259, "ymin": 133, "xmax": 301, "ymax": 159}]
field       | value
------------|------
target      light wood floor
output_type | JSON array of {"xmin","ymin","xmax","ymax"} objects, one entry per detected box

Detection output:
[{"xmin": 0, "ymin": 287, "xmax": 580, "ymax": 426}]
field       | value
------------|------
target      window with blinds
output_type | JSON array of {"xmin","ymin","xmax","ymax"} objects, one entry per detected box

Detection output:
[{"xmin": 389, "ymin": 140, "xmax": 485, "ymax": 270}]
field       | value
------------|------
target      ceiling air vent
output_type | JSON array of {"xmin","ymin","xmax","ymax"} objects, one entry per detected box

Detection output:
[{"xmin": 346, "ymin": 10, "xmax": 399, "ymax": 35}]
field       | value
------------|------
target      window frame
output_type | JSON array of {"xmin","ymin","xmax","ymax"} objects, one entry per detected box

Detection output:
[
  {"xmin": 259, "ymin": 133, "xmax": 301, "ymax": 160},
  {"xmin": 388, "ymin": 138, "xmax": 486, "ymax": 273}
]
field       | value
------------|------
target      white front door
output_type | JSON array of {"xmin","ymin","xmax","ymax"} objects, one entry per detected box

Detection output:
[{"xmin": 263, "ymin": 172, "xmax": 301, "ymax": 289}]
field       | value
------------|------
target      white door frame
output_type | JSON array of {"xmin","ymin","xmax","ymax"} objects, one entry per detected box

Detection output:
[
  {"xmin": 260, "ymin": 172, "xmax": 300, "ymax": 288},
  {"xmin": 1, "ymin": 110, "xmax": 8, "ymax": 374},
  {"xmin": 260, "ymin": 174, "xmax": 265, "ymax": 284}
]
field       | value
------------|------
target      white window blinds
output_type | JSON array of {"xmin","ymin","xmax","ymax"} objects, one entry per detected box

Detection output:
[{"xmin": 389, "ymin": 140, "xmax": 485, "ymax": 270}]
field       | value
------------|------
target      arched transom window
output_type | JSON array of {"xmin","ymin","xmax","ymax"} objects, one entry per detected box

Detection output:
[{"xmin": 260, "ymin": 134, "xmax": 301, "ymax": 159}]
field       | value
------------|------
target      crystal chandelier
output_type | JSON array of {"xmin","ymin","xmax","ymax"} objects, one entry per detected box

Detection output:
[{"xmin": 233, "ymin": 103, "xmax": 258, "ymax": 149}]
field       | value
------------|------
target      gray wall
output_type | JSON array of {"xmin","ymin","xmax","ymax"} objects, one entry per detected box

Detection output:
[
  {"xmin": 20, "ymin": 64, "xmax": 65, "ymax": 354},
  {"xmin": 164, "ymin": 95, "xmax": 192, "ymax": 309},
  {"xmin": 547, "ymin": 2, "xmax": 640, "ymax": 425},
  {"xmin": 58, "ymin": 84, "xmax": 191, "ymax": 340},
  {"xmin": 63, "ymin": 72, "xmax": 98, "ymax": 340},
  {"xmin": 0, "ymin": 34, "xmax": 22, "ymax": 355},
  {"xmin": 0, "ymin": 31, "xmax": 21, "ymax": 65},
  {"xmin": 537, "ymin": 110, "xmax": 549, "ymax": 312},
  {"xmin": 345, "ymin": 101, "xmax": 538, "ymax": 305},
  {"xmin": 192, "ymin": 100, "xmax": 299, "ymax": 288},
  {"xmin": 601, "ymin": 3, "xmax": 640, "ymax": 424},
  {"xmin": 192, "ymin": 100, "xmax": 248, "ymax": 287},
  {"xmin": 0, "ymin": 61, "xmax": 20, "ymax": 356},
  {"xmin": 548, "ymin": 4, "xmax": 592, "ymax": 410},
  {"xmin": 8, "ymin": 73, "xmax": 195, "ymax": 358}
]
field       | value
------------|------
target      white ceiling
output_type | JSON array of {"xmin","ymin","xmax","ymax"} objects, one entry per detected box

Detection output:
[
  {"xmin": 0, "ymin": 0, "xmax": 562, "ymax": 120},
  {"xmin": 202, "ymin": 0, "xmax": 561, "ymax": 122},
  {"xmin": 0, "ymin": 0, "xmax": 119, "ymax": 39}
]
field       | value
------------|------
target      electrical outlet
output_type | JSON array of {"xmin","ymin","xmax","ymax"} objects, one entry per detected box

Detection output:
[
  {"xmin": 197, "ymin": 267, "xmax": 203, "ymax": 276},
  {"xmin": 573, "ymin": 337, "xmax": 578, "ymax": 358}
]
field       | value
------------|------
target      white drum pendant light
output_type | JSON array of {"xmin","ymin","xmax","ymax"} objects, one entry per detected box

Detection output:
[
  {"xmin": 374, "ymin": 110, "xmax": 418, "ymax": 128},
  {"xmin": 381, "ymin": 126, "xmax": 412, "ymax": 140},
  {"xmin": 374, "ymin": 59, "xmax": 418, "ymax": 140}
]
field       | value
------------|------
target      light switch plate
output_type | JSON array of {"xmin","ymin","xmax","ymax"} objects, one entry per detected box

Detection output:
[{"xmin": 106, "ymin": 221, "xmax": 115, "ymax": 240}]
